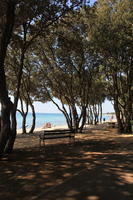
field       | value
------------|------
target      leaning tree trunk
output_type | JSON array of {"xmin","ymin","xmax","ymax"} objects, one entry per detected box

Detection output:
[
  {"xmin": 71, "ymin": 105, "xmax": 79, "ymax": 132},
  {"xmin": 5, "ymin": 54, "xmax": 25, "ymax": 152},
  {"xmin": 5, "ymin": 22, "xmax": 28, "ymax": 152},
  {"xmin": 79, "ymin": 106, "xmax": 87, "ymax": 133},
  {"xmin": 0, "ymin": 99, "xmax": 11, "ymax": 155},
  {"xmin": 64, "ymin": 107, "xmax": 73, "ymax": 131},
  {"xmin": 5, "ymin": 107, "xmax": 17, "ymax": 154},
  {"xmin": 0, "ymin": 1, "xmax": 16, "ymax": 155}
]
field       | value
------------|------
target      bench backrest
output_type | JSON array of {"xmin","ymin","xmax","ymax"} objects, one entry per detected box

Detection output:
[{"xmin": 39, "ymin": 129, "xmax": 75, "ymax": 140}]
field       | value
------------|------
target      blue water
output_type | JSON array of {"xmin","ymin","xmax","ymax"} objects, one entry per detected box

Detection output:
[
  {"xmin": 16, "ymin": 112, "xmax": 111, "ymax": 129},
  {"xmin": 16, "ymin": 112, "xmax": 67, "ymax": 129}
]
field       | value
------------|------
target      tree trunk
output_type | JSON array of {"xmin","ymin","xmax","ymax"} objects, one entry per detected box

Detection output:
[
  {"xmin": 4, "ymin": 108, "xmax": 17, "ymax": 154},
  {"xmin": 71, "ymin": 105, "xmax": 79, "ymax": 132},
  {"xmin": 22, "ymin": 101, "xmax": 28, "ymax": 134},
  {"xmin": 124, "ymin": 67, "xmax": 133, "ymax": 132},
  {"xmin": 22, "ymin": 114, "xmax": 27, "ymax": 134},
  {"xmin": 112, "ymin": 70, "xmax": 133, "ymax": 133},
  {"xmin": 0, "ymin": 1, "xmax": 16, "ymax": 156},
  {"xmin": 5, "ymin": 24, "xmax": 27, "ymax": 151},
  {"xmin": 79, "ymin": 107, "xmax": 87, "ymax": 132},
  {"xmin": 28, "ymin": 103, "xmax": 36, "ymax": 134},
  {"xmin": 17, "ymin": 99, "xmax": 29, "ymax": 134},
  {"xmin": 88, "ymin": 105, "xmax": 93, "ymax": 124},
  {"xmin": 100, "ymin": 103, "xmax": 102, "ymax": 123},
  {"xmin": 0, "ymin": 100, "xmax": 11, "ymax": 155},
  {"xmin": 114, "ymin": 99, "xmax": 124, "ymax": 133}
]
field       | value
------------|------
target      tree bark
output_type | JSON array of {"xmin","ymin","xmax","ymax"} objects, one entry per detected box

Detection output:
[
  {"xmin": 79, "ymin": 106, "xmax": 87, "ymax": 132},
  {"xmin": 28, "ymin": 103, "xmax": 36, "ymax": 134},
  {"xmin": 0, "ymin": 1, "xmax": 16, "ymax": 155},
  {"xmin": 5, "ymin": 106, "xmax": 16, "ymax": 154},
  {"xmin": 100, "ymin": 103, "xmax": 102, "ymax": 123},
  {"xmin": 0, "ymin": 100, "xmax": 11, "ymax": 155}
]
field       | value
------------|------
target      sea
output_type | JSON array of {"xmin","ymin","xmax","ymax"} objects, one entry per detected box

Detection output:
[{"xmin": 16, "ymin": 112, "xmax": 112, "ymax": 129}]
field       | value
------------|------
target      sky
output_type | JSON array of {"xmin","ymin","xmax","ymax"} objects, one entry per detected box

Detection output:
[
  {"xmin": 0, "ymin": 98, "xmax": 115, "ymax": 113},
  {"xmin": 32, "ymin": 99, "xmax": 114, "ymax": 114}
]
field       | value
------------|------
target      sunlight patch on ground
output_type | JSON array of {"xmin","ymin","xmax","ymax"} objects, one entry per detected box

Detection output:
[
  {"xmin": 66, "ymin": 189, "xmax": 80, "ymax": 196},
  {"xmin": 120, "ymin": 172, "xmax": 133, "ymax": 184},
  {"xmin": 16, "ymin": 174, "xmax": 36, "ymax": 180},
  {"xmin": 87, "ymin": 195, "xmax": 100, "ymax": 200}
]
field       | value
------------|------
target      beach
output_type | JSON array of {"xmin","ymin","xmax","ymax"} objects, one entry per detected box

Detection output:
[
  {"xmin": 16, "ymin": 112, "xmax": 67, "ymax": 129},
  {"xmin": 17, "ymin": 118, "xmax": 117, "ymax": 135},
  {"xmin": 17, "ymin": 124, "xmax": 68, "ymax": 134},
  {"xmin": 16, "ymin": 112, "xmax": 115, "ymax": 131}
]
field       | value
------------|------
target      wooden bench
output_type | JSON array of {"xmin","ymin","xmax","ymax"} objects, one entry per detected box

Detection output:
[{"xmin": 39, "ymin": 129, "xmax": 75, "ymax": 147}]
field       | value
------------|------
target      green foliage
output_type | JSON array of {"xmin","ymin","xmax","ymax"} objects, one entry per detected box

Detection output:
[{"xmin": 85, "ymin": 0, "xmax": 133, "ymax": 132}]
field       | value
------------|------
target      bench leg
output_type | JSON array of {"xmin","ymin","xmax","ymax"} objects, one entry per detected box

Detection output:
[
  {"xmin": 39, "ymin": 139, "xmax": 45, "ymax": 148},
  {"xmin": 39, "ymin": 139, "xmax": 41, "ymax": 147},
  {"xmin": 43, "ymin": 140, "xmax": 45, "ymax": 147},
  {"xmin": 69, "ymin": 136, "xmax": 75, "ymax": 145}
]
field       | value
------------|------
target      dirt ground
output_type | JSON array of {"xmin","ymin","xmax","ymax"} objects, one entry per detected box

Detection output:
[{"xmin": 1, "ymin": 124, "xmax": 133, "ymax": 200}]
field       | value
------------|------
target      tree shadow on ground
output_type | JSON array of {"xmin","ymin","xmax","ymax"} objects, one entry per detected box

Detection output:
[{"xmin": 0, "ymin": 139, "xmax": 133, "ymax": 200}]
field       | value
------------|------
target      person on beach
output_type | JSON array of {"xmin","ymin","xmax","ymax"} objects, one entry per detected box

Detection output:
[
  {"xmin": 110, "ymin": 115, "xmax": 114, "ymax": 121},
  {"xmin": 43, "ymin": 122, "xmax": 51, "ymax": 128}
]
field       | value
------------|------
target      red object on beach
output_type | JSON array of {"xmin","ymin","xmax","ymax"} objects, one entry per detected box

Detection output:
[
  {"xmin": 47, "ymin": 122, "xmax": 51, "ymax": 128},
  {"xmin": 43, "ymin": 122, "xmax": 51, "ymax": 128}
]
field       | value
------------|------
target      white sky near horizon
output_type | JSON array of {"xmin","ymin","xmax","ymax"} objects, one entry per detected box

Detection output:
[
  {"xmin": 0, "ymin": 97, "xmax": 114, "ymax": 114},
  {"xmin": 32, "ymin": 99, "xmax": 114, "ymax": 114}
]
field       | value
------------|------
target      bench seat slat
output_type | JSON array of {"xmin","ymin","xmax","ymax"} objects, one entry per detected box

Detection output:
[
  {"xmin": 44, "ymin": 132, "xmax": 74, "ymax": 136},
  {"xmin": 43, "ymin": 130, "xmax": 73, "ymax": 133},
  {"xmin": 43, "ymin": 135, "xmax": 73, "ymax": 139}
]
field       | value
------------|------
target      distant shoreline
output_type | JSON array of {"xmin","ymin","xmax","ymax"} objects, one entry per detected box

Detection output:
[
  {"xmin": 103, "ymin": 112, "xmax": 115, "ymax": 116},
  {"xmin": 17, "ymin": 116, "xmax": 117, "ymax": 134},
  {"xmin": 17, "ymin": 112, "xmax": 117, "ymax": 134}
]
